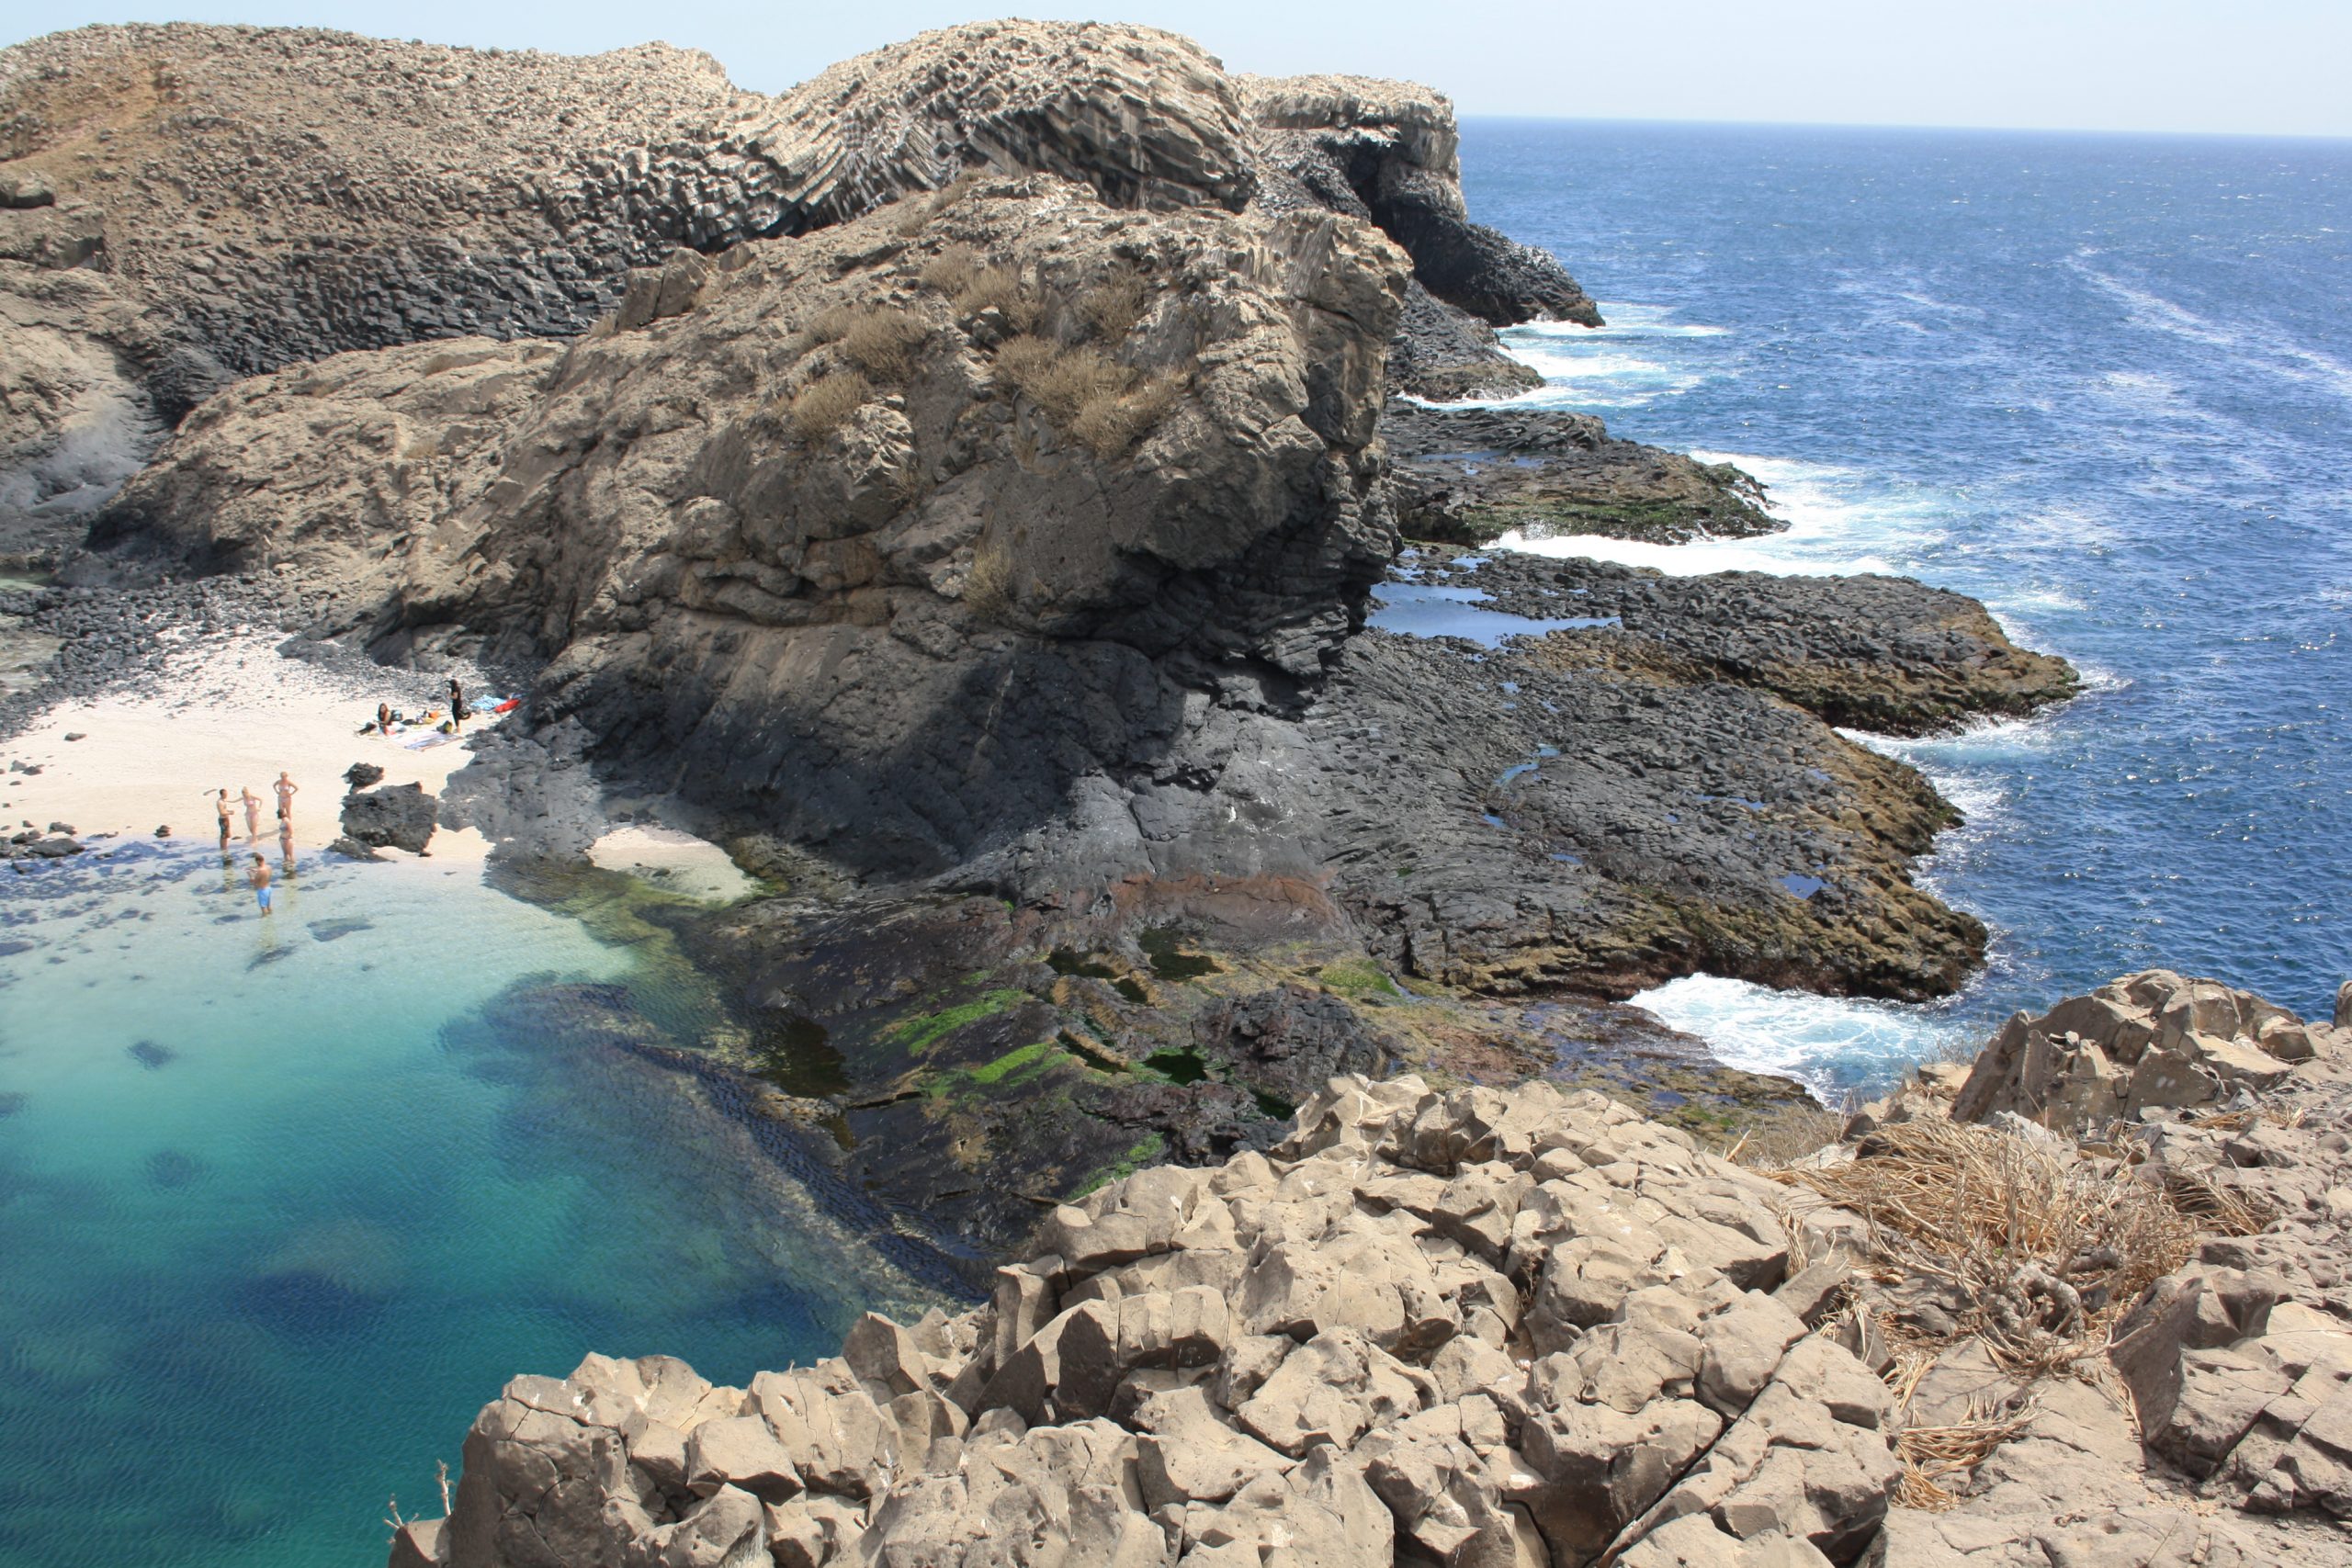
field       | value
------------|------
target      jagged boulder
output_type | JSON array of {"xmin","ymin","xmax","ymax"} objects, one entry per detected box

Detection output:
[
  {"xmin": 399, "ymin": 1076, "xmax": 1900, "ymax": 1567},
  {"xmin": 340, "ymin": 782, "xmax": 436, "ymax": 854},
  {"xmin": 1951, "ymin": 969, "xmax": 2346, "ymax": 1129}
]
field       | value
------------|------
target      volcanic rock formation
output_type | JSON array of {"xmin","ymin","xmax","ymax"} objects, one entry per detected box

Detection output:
[{"xmin": 0, "ymin": 20, "xmax": 1598, "ymax": 560}]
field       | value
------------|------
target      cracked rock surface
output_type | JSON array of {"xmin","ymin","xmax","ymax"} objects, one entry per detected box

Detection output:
[{"xmin": 400, "ymin": 1076, "xmax": 1894, "ymax": 1568}]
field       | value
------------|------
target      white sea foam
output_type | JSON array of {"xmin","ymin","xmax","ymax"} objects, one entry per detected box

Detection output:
[
  {"xmin": 1628, "ymin": 975, "xmax": 1973, "ymax": 1092},
  {"xmin": 2072, "ymin": 256, "xmax": 2352, "ymax": 408},
  {"xmin": 1498, "ymin": 451, "xmax": 1938, "ymax": 579},
  {"xmin": 1518, "ymin": 301, "xmax": 1731, "ymax": 339}
]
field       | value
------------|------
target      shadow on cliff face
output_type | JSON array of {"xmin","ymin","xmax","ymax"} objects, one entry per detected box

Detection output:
[{"xmin": 542, "ymin": 624, "xmax": 1196, "ymax": 882}]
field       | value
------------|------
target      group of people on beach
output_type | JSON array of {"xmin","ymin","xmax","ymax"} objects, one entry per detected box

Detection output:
[
  {"xmin": 365, "ymin": 676, "xmax": 472, "ymax": 739},
  {"xmin": 211, "ymin": 773, "xmax": 298, "ymax": 915}
]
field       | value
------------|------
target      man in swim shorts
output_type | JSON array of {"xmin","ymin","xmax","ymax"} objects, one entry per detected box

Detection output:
[
  {"xmin": 249, "ymin": 853, "xmax": 273, "ymax": 916},
  {"xmin": 274, "ymin": 771, "xmax": 298, "ymax": 824},
  {"xmin": 214, "ymin": 788, "xmax": 232, "ymax": 848}
]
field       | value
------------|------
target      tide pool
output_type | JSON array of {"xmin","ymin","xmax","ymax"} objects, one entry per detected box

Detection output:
[{"xmin": 0, "ymin": 837, "xmax": 933, "ymax": 1566}]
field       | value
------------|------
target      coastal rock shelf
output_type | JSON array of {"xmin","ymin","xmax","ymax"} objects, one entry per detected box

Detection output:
[{"xmin": 394, "ymin": 970, "xmax": 2352, "ymax": 1566}]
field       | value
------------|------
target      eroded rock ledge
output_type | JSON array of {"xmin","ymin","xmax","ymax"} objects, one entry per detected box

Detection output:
[{"xmin": 391, "ymin": 969, "xmax": 2352, "ymax": 1567}]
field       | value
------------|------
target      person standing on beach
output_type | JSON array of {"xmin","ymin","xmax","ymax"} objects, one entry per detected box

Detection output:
[
  {"xmin": 248, "ymin": 853, "xmax": 273, "ymax": 916},
  {"xmin": 447, "ymin": 675, "xmax": 467, "ymax": 730},
  {"xmin": 274, "ymin": 771, "xmax": 298, "ymax": 824},
  {"xmin": 213, "ymin": 788, "xmax": 232, "ymax": 849},
  {"xmin": 240, "ymin": 785, "xmax": 262, "ymax": 840}
]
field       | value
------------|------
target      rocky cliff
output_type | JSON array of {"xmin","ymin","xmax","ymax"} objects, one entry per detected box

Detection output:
[
  {"xmin": 9, "ymin": 17, "xmax": 2082, "ymax": 1264},
  {"xmin": 0, "ymin": 20, "xmax": 1604, "ymax": 563},
  {"xmin": 389, "ymin": 970, "xmax": 2352, "ymax": 1567}
]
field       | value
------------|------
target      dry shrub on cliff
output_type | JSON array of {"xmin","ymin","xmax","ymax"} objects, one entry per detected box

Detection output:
[
  {"xmin": 1080, "ymin": 265, "xmax": 1152, "ymax": 341},
  {"xmin": 804, "ymin": 305, "xmax": 928, "ymax": 382},
  {"xmin": 962, "ymin": 538, "xmax": 1014, "ymax": 619},
  {"xmin": 952, "ymin": 265, "xmax": 1039, "ymax": 331},
  {"xmin": 995, "ymin": 334, "xmax": 1177, "ymax": 460},
  {"xmin": 1769, "ymin": 1118, "xmax": 2197, "ymax": 1373},
  {"xmin": 787, "ymin": 370, "xmax": 871, "ymax": 441},
  {"xmin": 892, "ymin": 171, "xmax": 984, "ymax": 236},
  {"xmin": 920, "ymin": 243, "xmax": 981, "ymax": 293}
]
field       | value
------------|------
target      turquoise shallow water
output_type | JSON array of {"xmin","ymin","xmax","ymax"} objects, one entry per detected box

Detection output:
[{"xmin": 0, "ymin": 836, "xmax": 926, "ymax": 1566}]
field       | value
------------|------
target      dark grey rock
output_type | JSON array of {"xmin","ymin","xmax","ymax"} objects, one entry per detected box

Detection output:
[{"xmin": 339, "ymin": 784, "xmax": 436, "ymax": 854}]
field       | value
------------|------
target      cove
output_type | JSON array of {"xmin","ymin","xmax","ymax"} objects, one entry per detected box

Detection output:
[{"xmin": 0, "ymin": 838, "xmax": 935, "ymax": 1567}]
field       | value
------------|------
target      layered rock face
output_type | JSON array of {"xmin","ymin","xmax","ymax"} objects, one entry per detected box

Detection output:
[
  {"xmin": 1243, "ymin": 73, "xmax": 1600, "ymax": 401},
  {"xmin": 0, "ymin": 20, "xmax": 1603, "ymax": 560},
  {"xmin": 398, "ymin": 1077, "xmax": 1897, "ymax": 1568},
  {"xmin": 100, "ymin": 175, "xmax": 1409, "ymax": 871}
]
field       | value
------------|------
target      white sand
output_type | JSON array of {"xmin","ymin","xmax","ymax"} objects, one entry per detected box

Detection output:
[
  {"xmin": 2, "ymin": 629, "xmax": 514, "ymax": 862},
  {"xmin": 588, "ymin": 824, "xmax": 756, "ymax": 903}
]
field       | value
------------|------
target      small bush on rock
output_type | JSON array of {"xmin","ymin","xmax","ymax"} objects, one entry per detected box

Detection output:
[
  {"xmin": 805, "ymin": 304, "xmax": 926, "ymax": 382},
  {"xmin": 788, "ymin": 371, "xmax": 871, "ymax": 441},
  {"xmin": 920, "ymin": 243, "xmax": 981, "ymax": 294},
  {"xmin": 1079, "ymin": 265, "xmax": 1151, "ymax": 341},
  {"xmin": 953, "ymin": 265, "xmax": 1037, "ymax": 331},
  {"xmin": 994, "ymin": 334, "xmax": 1177, "ymax": 461}
]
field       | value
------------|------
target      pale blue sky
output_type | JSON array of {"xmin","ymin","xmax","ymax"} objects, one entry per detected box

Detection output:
[{"xmin": 7, "ymin": 0, "xmax": 2350, "ymax": 138}]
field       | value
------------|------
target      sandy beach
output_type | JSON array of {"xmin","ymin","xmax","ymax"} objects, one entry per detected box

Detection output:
[{"xmin": 2, "ymin": 629, "xmax": 510, "ymax": 862}]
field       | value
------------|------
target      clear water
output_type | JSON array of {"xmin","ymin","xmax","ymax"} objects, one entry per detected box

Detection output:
[
  {"xmin": 1463, "ymin": 120, "xmax": 2352, "ymax": 1091},
  {"xmin": 0, "ymin": 840, "xmax": 931, "ymax": 1566},
  {"xmin": 1369, "ymin": 580, "xmax": 1621, "ymax": 645}
]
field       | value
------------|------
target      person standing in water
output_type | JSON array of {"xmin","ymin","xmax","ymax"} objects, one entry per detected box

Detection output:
[
  {"xmin": 273, "ymin": 771, "xmax": 298, "ymax": 824},
  {"xmin": 248, "ymin": 853, "xmax": 273, "ymax": 916},
  {"xmin": 240, "ymin": 785, "xmax": 262, "ymax": 840},
  {"xmin": 213, "ymin": 788, "xmax": 232, "ymax": 849}
]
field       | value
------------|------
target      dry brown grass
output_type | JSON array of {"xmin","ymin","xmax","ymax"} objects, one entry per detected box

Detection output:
[
  {"xmin": 1722, "ymin": 1104, "xmax": 1848, "ymax": 1168},
  {"xmin": 962, "ymin": 539, "xmax": 1014, "ymax": 619},
  {"xmin": 787, "ymin": 371, "xmax": 871, "ymax": 442},
  {"xmin": 1892, "ymin": 1399, "xmax": 2042, "ymax": 1510},
  {"xmin": 994, "ymin": 334, "xmax": 1178, "ymax": 461},
  {"xmin": 804, "ymin": 304, "xmax": 926, "ymax": 382},
  {"xmin": 1766, "ymin": 1118, "xmax": 2198, "ymax": 1375},
  {"xmin": 1080, "ymin": 266, "xmax": 1152, "ymax": 342},
  {"xmin": 892, "ymin": 171, "xmax": 984, "ymax": 236},
  {"xmin": 921, "ymin": 243, "xmax": 982, "ymax": 294},
  {"xmin": 953, "ymin": 265, "xmax": 1039, "ymax": 331}
]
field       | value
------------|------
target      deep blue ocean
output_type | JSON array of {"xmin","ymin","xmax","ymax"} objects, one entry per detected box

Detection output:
[
  {"xmin": 2, "ymin": 122, "xmax": 2347, "ymax": 1568},
  {"xmin": 1461, "ymin": 120, "xmax": 2352, "ymax": 1090}
]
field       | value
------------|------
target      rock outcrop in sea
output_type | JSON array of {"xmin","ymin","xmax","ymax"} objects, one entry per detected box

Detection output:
[{"xmin": 390, "ymin": 970, "xmax": 2352, "ymax": 1566}]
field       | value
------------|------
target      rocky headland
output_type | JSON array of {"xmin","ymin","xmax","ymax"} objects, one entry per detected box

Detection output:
[
  {"xmin": 6, "ymin": 10, "xmax": 2088, "ymax": 1368},
  {"xmin": 389, "ymin": 970, "xmax": 2352, "ymax": 1567}
]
